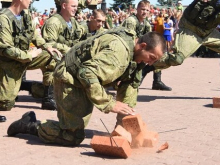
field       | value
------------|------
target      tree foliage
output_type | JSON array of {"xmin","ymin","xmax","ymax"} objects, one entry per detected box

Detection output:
[
  {"xmin": 157, "ymin": 0, "xmax": 178, "ymax": 7},
  {"xmin": 111, "ymin": 0, "xmax": 135, "ymax": 11}
]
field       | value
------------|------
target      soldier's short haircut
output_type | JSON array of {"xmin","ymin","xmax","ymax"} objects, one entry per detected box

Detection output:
[
  {"xmin": 138, "ymin": 32, "xmax": 166, "ymax": 52},
  {"xmin": 92, "ymin": 9, "xmax": 106, "ymax": 18},
  {"xmin": 60, "ymin": 0, "xmax": 69, "ymax": 5},
  {"xmin": 137, "ymin": 0, "xmax": 150, "ymax": 8}
]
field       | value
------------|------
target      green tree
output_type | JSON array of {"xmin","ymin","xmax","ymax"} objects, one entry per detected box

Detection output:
[
  {"xmin": 157, "ymin": 0, "xmax": 177, "ymax": 6},
  {"xmin": 111, "ymin": 0, "xmax": 135, "ymax": 11}
]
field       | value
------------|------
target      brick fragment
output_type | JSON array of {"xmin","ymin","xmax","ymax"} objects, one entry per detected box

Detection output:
[
  {"xmin": 91, "ymin": 135, "xmax": 132, "ymax": 158},
  {"xmin": 142, "ymin": 131, "xmax": 159, "ymax": 148},
  {"xmin": 122, "ymin": 114, "xmax": 143, "ymax": 135},
  {"xmin": 111, "ymin": 125, "xmax": 132, "ymax": 144},
  {"xmin": 213, "ymin": 97, "xmax": 220, "ymax": 108}
]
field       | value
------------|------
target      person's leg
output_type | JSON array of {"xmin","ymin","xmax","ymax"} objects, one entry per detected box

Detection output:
[
  {"xmin": 152, "ymin": 70, "xmax": 172, "ymax": 91},
  {"xmin": 0, "ymin": 61, "xmax": 25, "ymax": 111},
  {"xmin": 27, "ymin": 51, "xmax": 56, "ymax": 110},
  {"xmin": 19, "ymin": 71, "xmax": 44, "ymax": 99},
  {"xmin": 202, "ymin": 29, "xmax": 220, "ymax": 53},
  {"xmin": 153, "ymin": 27, "xmax": 202, "ymax": 70}
]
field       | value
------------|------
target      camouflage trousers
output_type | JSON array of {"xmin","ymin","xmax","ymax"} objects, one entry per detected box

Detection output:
[
  {"xmin": 0, "ymin": 50, "xmax": 55, "ymax": 111},
  {"xmin": 153, "ymin": 23, "xmax": 220, "ymax": 70},
  {"xmin": 38, "ymin": 60, "xmax": 93, "ymax": 146}
]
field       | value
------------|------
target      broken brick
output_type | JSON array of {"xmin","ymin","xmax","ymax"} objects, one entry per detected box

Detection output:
[
  {"xmin": 90, "ymin": 135, "xmax": 132, "ymax": 158},
  {"xmin": 213, "ymin": 97, "xmax": 220, "ymax": 108},
  {"xmin": 131, "ymin": 131, "xmax": 145, "ymax": 148},
  {"xmin": 122, "ymin": 114, "xmax": 144, "ymax": 135},
  {"xmin": 142, "ymin": 131, "xmax": 159, "ymax": 148},
  {"xmin": 111, "ymin": 125, "xmax": 132, "ymax": 144}
]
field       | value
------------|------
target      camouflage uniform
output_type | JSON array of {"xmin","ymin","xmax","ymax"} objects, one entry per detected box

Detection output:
[
  {"xmin": 37, "ymin": 28, "xmax": 145, "ymax": 146},
  {"xmin": 153, "ymin": 0, "xmax": 220, "ymax": 70},
  {"xmin": 29, "ymin": 13, "xmax": 86, "ymax": 98},
  {"xmin": 0, "ymin": 9, "xmax": 54, "ymax": 111},
  {"xmin": 41, "ymin": 13, "xmax": 86, "ymax": 54},
  {"xmin": 121, "ymin": 14, "xmax": 171, "ymax": 91}
]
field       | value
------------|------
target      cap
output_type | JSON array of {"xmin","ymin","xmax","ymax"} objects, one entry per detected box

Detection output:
[{"xmin": 178, "ymin": 1, "xmax": 182, "ymax": 4}]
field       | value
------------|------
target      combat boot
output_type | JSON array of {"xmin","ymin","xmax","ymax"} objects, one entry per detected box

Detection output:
[
  {"xmin": 7, "ymin": 111, "xmax": 39, "ymax": 136},
  {"xmin": 20, "ymin": 80, "xmax": 33, "ymax": 94},
  {"xmin": 0, "ymin": 115, "xmax": 6, "ymax": 122},
  {"xmin": 41, "ymin": 85, "xmax": 56, "ymax": 110},
  {"xmin": 152, "ymin": 71, "xmax": 172, "ymax": 91}
]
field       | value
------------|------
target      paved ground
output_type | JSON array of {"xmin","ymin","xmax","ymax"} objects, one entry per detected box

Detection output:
[{"xmin": 1, "ymin": 57, "xmax": 220, "ymax": 165}]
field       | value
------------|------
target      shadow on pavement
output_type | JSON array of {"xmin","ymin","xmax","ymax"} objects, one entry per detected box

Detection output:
[
  {"xmin": 203, "ymin": 104, "xmax": 213, "ymax": 108},
  {"xmin": 137, "ymin": 95, "xmax": 212, "ymax": 102},
  {"xmin": 80, "ymin": 152, "xmax": 124, "ymax": 159},
  {"xmin": 14, "ymin": 105, "xmax": 41, "ymax": 109},
  {"xmin": 16, "ymin": 95, "xmax": 42, "ymax": 103},
  {"xmin": 85, "ymin": 129, "xmax": 108, "ymax": 139}
]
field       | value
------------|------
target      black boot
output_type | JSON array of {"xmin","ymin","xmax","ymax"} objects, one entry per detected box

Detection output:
[
  {"xmin": 152, "ymin": 71, "xmax": 172, "ymax": 91},
  {"xmin": 7, "ymin": 111, "xmax": 38, "ymax": 136},
  {"xmin": 41, "ymin": 85, "xmax": 56, "ymax": 110},
  {"xmin": 141, "ymin": 65, "xmax": 155, "ymax": 84},
  {"xmin": 0, "ymin": 115, "xmax": 6, "ymax": 122},
  {"xmin": 20, "ymin": 80, "xmax": 33, "ymax": 94}
]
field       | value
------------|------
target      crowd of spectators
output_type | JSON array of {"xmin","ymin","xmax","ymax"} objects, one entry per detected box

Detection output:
[{"xmin": 32, "ymin": 1, "xmax": 184, "ymax": 53}]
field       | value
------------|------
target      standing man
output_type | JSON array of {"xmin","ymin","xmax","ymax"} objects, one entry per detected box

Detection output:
[
  {"xmin": 41, "ymin": 0, "xmax": 86, "ymax": 55},
  {"xmin": 7, "ymin": 29, "xmax": 166, "ymax": 146},
  {"xmin": 0, "ymin": 0, "xmax": 61, "ymax": 111},
  {"xmin": 121, "ymin": 0, "xmax": 172, "ymax": 91},
  {"xmin": 20, "ymin": 0, "xmax": 103, "ymax": 102}
]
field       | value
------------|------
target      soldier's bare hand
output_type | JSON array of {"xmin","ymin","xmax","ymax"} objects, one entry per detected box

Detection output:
[
  {"xmin": 47, "ymin": 47, "xmax": 63, "ymax": 58},
  {"xmin": 111, "ymin": 101, "xmax": 135, "ymax": 115},
  {"xmin": 29, "ymin": 48, "xmax": 42, "ymax": 58}
]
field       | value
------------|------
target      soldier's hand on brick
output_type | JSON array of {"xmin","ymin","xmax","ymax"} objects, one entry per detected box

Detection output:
[{"xmin": 111, "ymin": 101, "xmax": 135, "ymax": 115}]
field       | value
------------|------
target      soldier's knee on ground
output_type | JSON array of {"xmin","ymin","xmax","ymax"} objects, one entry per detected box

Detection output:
[
  {"xmin": 0, "ymin": 100, "xmax": 15, "ymax": 111},
  {"xmin": 38, "ymin": 121, "xmax": 85, "ymax": 146}
]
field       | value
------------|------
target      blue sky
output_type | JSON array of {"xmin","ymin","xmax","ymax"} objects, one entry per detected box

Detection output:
[{"xmin": 33, "ymin": 0, "xmax": 192, "ymax": 13}]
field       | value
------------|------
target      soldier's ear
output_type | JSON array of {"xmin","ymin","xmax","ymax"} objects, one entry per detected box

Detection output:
[
  {"xmin": 90, "ymin": 16, "xmax": 95, "ymax": 20},
  {"xmin": 140, "ymin": 43, "xmax": 147, "ymax": 50},
  {"xmin": 62, "ymin": 2, "xmax": 67, "ymax": 9}
]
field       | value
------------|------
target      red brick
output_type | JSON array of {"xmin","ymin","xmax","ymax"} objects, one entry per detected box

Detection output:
[
  {"xmin": 122, "ymin": 114, "xmax": 144, "ymax": 136},
  {"xmin": 142, "ymin": 122, "xmax": 148, "ymax": 132},
  {"xmin": 111, "ymin": 125, "xmax": 132, "ymax": 144},
  {"xmin": 131, "ymin": 131, "xmax": 145, "ymax": 148},
  {"xmin": 90, "ymin": 135, "xmax": 132, "ymax": 158},
  {"xmin": 213, "ymin": 97, "xmax": 220, "ymax": 108},
  {"xmin": 142, "ymin": 131, "xmax": 159, "ymax": 148}
]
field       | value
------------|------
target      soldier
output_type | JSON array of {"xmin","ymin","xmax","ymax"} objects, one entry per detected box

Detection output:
[
  {"xmin": 20, "ymin": 0, "xmax": 87, "ymax": 102},
  {"xmin": 7, "ymin": 29, "xmax": 166, "ymax": 146},
  {"xmin": 121, "ymin": 0, "xmax": 172, "ymax": 91},
  {"xmin": 82, "ymin": 9, "xmax": 106, "ymax": 36},
  {"xmin": 0, "ymin": 0, "xmax": 62, "ymax": 111},
  {"xmin": 142, "ymin": 0, "xmax": 220, "ymax": 76},
  {"xmin": 19, "ymin": 1, "xmax": 104, "ymax": 103}
]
